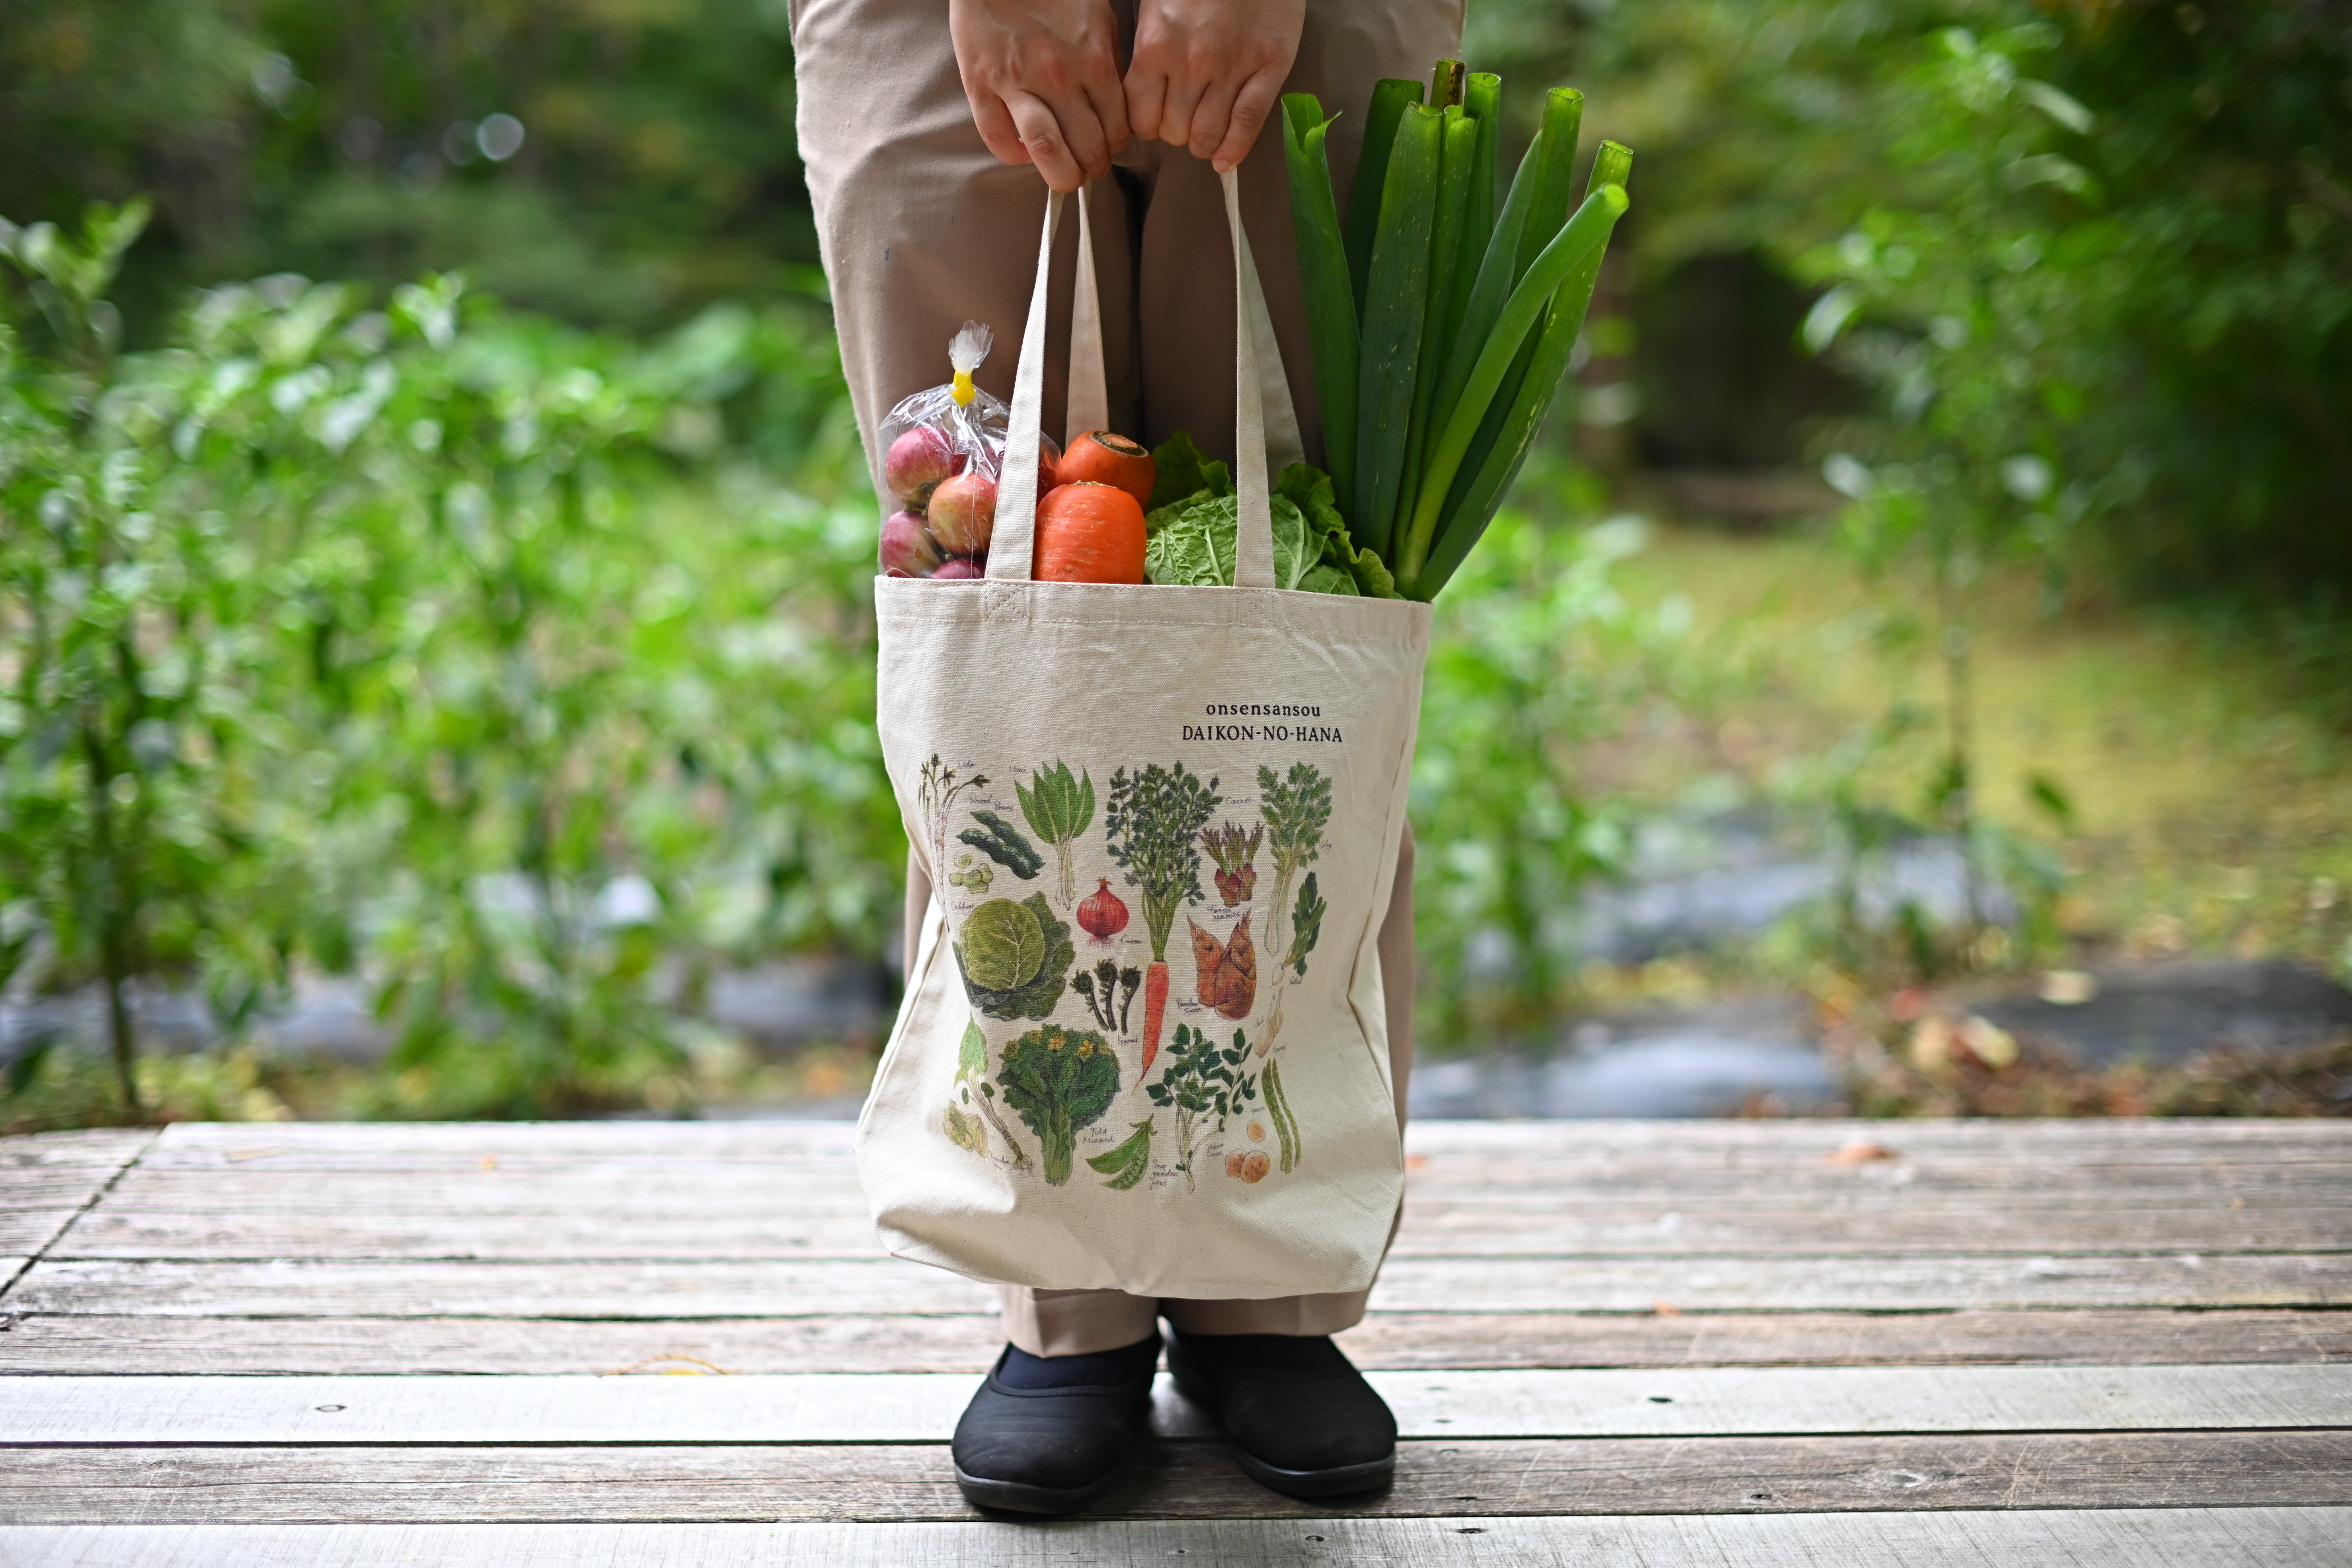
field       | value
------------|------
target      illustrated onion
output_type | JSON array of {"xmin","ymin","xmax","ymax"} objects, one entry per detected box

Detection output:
[{"xmin": 1077, "ymin": 878, "xmax": 1129, "ymax": 942}]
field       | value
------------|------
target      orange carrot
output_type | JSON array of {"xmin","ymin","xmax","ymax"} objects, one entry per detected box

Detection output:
[
  {"xmin": 1057, "ymin": 430, "xmax": 1155, "ymax": 508},
  {"xmin": 1141, "ymin": 960, "xmax": 1170, "ymax": 1073},
  {"xmin": 1035, "ymin": 481, "xmax": 1147, "ymax": 584}
]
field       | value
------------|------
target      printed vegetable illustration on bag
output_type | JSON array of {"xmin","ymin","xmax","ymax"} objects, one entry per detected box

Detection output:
[
  {"xmin": 1256, "ymin": 761, "xmax": 1333, "ymax": 1052},
  {"xmin": 1104, "ymin": 761, "xmax": 1220, "ymax": 1073},
  {"xmin": 1202, "ymin": 822, "xmax": 1261, "ymax": 906},
  {"xmin": 954, "ymin": 893, "xmax": 1075, "ymax": 1021},
  {"xmin": 1072, "ymin": 958, "xmax": 1141, "ymax": 1037},
  {"xmin": 1263, "ymin": 871, "xmax": 1325, "ymax": 1050},
  {"xmin": 1188, "ymin": 915, "xmax": 1257, "ymax": 1020},
  {"xmin": 1077, "ymin": 879, "xmax": 1129, "ymax": 942},
  {"xmin": 1087, "ymin": 1117, "xmax": 1154, "ymax": 1190},
  {"xmin": 960, "ymin": 809, "xmax": 1043, "ymax": 881},
  {"xmin": 917, "ymin": 754, "xmax": 986, "ymax": 881},
  {"xmin": 945, "ymin": 1018, "xmax": 1030, "ymax": 1170},
  {"xmin": 997, "ymin": 1023, "xmax": 1120, "ymax": 1186},
  {"xmin": 1146, "ymin": 1023, "xmax": 1260, "ymax": 1193},
  {"xmin": 1017, "ymin": 761, "xmax": 1095, "ymax": 906}
]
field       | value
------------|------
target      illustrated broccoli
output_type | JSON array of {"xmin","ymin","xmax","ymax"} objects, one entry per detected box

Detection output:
[{"xmin": 997, "ymin": 1022, "xmax": 1120, "ymax": 1185}]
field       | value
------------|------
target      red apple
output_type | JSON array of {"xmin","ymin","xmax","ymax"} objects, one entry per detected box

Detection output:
[
  {"xmin": 885, "ymin": 426, "xmax": 956, "ymax": 505},
  {"xmin": 932, "ymin": 556, "xmax": 985, "ymax": 579},
  {"xmin": 926, "ymin": 470, "xmax": 997, "ymax": 557},
  {"xmin": 879, "ymin": 510, "xmax": 943, "ymax": 577}
]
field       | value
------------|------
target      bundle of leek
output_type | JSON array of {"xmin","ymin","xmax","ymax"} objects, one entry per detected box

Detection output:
[{"xmin": 1280, "ymin": 62, "xmax": 1632, "ymax": 601}]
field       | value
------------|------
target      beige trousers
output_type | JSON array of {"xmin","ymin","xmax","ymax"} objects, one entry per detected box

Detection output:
[
  {"xmin": 791, "ymin": 0, "xmax": 1467, "ymax": 485},
  {"xmin": 797, "ymin": 0, "xmax": 1457, "ymax": 1356}
]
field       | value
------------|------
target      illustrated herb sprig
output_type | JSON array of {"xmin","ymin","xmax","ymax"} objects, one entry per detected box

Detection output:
[
  {"xmin": 1017, "ymin": 761, "xmax": 1095, "ymax": 907},
  {"xmin": 1105, "ymin": 761, "xmax": 1221, "ymax": 1072},
  {"xmin": 959, "ymin": 808, "xmax": 1043, "ymax": 880},
  {"xmin": 997, "ymin": 1022, "xmax": 1121, "ymax": 1185},
  {"xmin": 1257, "ymin": 761, "xmax": 1332, "ymax": 988},
  {"xmin": 1145, "ymin": 1023, "xmax": 1259, "ymax": 1192},
  {"xmin": 918, "ymin": 754, "xmax": 987, "ymax": 880}
]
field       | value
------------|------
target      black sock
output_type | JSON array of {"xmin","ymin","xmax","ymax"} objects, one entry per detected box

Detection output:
[
  {"xmin": 1172, "ymin": 1330, "xmax": 1351, "ymax": 1373},
  {"xmin": 994, "ymin": 1333, "xmax": 1161, "ymax": 1390}
]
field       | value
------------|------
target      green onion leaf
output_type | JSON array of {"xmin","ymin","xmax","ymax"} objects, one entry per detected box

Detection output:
[
  {"xmin": 1280, "ymin": 94, "xmax": 1361, "ymax": 517},
  {"xmin": 1343, "ymin": 79, "xmax": 1424, "ymax": 315},
  {"xmin": 1350, "ymin": 103, "xmax": 1443, "ymax": 562},
  {"xmin": 1396, "ymin": 180, "xmax": 1629, "ymax": 587}
]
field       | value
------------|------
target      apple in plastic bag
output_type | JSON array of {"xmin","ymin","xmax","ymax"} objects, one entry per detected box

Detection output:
[
  {"xmin": 885, "ymin": 426, "xmax": 956, "ymax": 505},
  {"xmin": 927, "ymin": 471, "xmax": 997, "ymax": 557},
  {"xmin": 879, "ymin": 510, "xmax": 944, "ymax": 576}
]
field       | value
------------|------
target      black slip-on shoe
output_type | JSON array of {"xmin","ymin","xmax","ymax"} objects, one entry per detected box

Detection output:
[
  {"xmin": 1165, "ymin": 1328, "xmax": 1397, "ymax": 1498},
  {"xmin": 950, "ymin": 1343, "xmax": 1158, "ymax": 1515}
]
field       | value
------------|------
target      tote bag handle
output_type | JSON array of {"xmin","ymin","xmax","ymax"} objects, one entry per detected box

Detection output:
[{"xmin": 989, "ymin": 168, "xmax": 1302, "ymax": 588}]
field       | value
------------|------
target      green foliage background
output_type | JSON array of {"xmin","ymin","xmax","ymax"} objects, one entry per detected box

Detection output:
[{"xmin": 2, "ymin": 0, "xmax": 2344, "ymax": 1118}]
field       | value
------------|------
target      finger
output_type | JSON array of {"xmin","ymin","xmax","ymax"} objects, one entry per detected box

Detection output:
[
  {"xmin": 1084, "ymin": 63, "xmax": 1133, "ymax": 160},
  {"xmin": 1186, "ymin": 75, "xmax": 1243, "ymax": 162},
  {"xmin": 1123, "ymin": 66, "xmax": 1168, "ymax": 144},
  {"xmin": 1208, "ymin": 65, "xmax": 1285, "ymax": 173},
  {"xmin": 1155, "ymin": 71, "xmax": 1206, "ymax": 152},
  {"xmin": 1003, "ymin": 87, "xmax": 1085, "ymax": 192},
  {"xmin": 966, "ymin": 88, "xmax": 1033, "ymax": 168},
  {"xmin": 1043, "ymin": 80, "xmax": 1114, "ymax": 181}
]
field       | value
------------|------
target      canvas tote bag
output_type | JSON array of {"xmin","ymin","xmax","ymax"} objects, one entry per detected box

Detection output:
[{"xmin": 858, "ymin": 168, "xmax": 1431, "ymax": 1299}]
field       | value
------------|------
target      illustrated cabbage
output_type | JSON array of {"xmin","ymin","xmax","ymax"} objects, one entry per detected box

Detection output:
[{"xmin": 954, "ymin": 893, "xmax": 1075, "ymax": 1020}]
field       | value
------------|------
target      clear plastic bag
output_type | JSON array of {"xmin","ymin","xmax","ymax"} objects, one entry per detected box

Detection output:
[{"xmin": 876, "ymin": 321, "xmax": 1059, "ymax": 578}]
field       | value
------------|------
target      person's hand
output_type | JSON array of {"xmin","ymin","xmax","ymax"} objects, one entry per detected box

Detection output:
[
  {"xmin": 949, "ymin": 0, "xmax": 1130, "ymax": 193},
  {"xmin": 1124, "ymin": 0, "xmax": 1304, "ymax": 173}
]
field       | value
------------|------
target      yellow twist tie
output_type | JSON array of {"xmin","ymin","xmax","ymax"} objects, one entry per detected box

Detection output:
[{"xmin": 952, "ymin": 369, "xmax": 975, "ymax": 406}]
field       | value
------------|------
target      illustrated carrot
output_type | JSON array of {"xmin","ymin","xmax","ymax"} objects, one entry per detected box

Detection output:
[
  {"xmin": 1105, "ymin": 762, "xmax": 1221, "ymax": 1076},
  {"xmin": 1034, "ymin": 481, "xmax": 1146, "ymax": 584},
  {"xmin": 1142, "ymin": 961, "xmax": 1170, "ymax": 1074}
]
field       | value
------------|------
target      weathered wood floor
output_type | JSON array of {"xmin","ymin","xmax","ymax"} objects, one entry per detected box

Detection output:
[{"xmin": 2, "ymin": 1117, "xmax": 2346, "ymax": 1565}]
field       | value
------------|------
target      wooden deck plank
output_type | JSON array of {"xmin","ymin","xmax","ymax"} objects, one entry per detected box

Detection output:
[
  {"xmin": 0, "ymin": 1130, "xmax": 155, "ymax": 1260},
  {"xmin": 14, "ymin": 1250, "xmax": 2343, "ymax": 1319},
  {"xmin": 3, "ymin": 1440, "xmax": 2349, "ymax": 1523},
  {"xmin": 2, "ymin": 1308, "xmax": 2343, "ymax": 1376},
  {"xmin": 48, "ymin": 1205, "xmax": 2346, "ymax": 1262},
  {"xmin": 8, "ymin": 1510, "xmax": 2347, "ymax": 1567},
  {"xmin": 140, "ymin": 1116, "xmax": 2352, "ymax": 1154},
  {"xmin": 7, "ymin": 1365, "xmax": 2347, "ymax": 1445}
]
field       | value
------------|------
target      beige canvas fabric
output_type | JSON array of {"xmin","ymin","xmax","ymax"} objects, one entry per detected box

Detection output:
[{"xmin": 858, "ymin": 172, "xmax": 1432, "ymax": 1300}]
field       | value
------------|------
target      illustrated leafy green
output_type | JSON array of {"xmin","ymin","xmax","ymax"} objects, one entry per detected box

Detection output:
[
  {"xmin": 954, "ymin": 892, "xmax": 1074, "ymax": 1019},
  {"xmin": 1287, "ymin": 871, "xmax": 1326, "ymax": 977},
  {"xmin": 1105, "ymin": 762, "xmax": 1222, "ymax": 963},
  {"xmin": 1016, "ymin": 760, "xmax": 1094, "ymax": 907},
  {"xmin": 998, "ymin": 1022, "xmax": 1121, "ymax": 1184},
  {"xmin": 1257, "ymin": 762, "xmax": 1334, "ymax": 984},
  {"xmin": 1145, "ymin": 1023, "xmax": 1260, "ymax": 1191}
]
